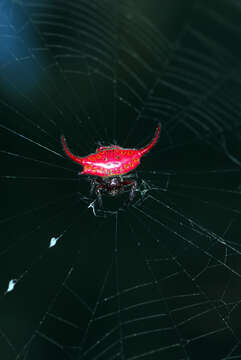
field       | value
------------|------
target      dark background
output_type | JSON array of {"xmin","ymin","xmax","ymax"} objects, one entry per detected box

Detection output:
[{"xmin": 0, "ymin": 0, "xmax": 241, "ymax": 359}]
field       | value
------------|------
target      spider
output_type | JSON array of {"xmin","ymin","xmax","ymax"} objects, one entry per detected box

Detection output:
[{"xmin": 61, "ymin": 123, "xmax": 161, "ymax": 208}]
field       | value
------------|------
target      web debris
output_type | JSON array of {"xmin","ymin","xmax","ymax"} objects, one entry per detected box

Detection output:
[{"xmin": 5, "ymin": 279, "xmax": 18, "ymax": 294}]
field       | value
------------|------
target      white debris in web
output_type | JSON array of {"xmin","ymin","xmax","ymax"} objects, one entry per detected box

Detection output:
[
  {"xmin": 49, "ymin": 236, "xmax": 59, "ymax": 248},
  {"xmin": 49, "ymin": 233, "xmax": 65, "ymax": 248},
  {"xmin": 5, "ymin": 279, "xmax": 18, "ymax": 294}
]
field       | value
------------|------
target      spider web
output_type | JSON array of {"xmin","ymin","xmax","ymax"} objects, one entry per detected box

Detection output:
[{"xmin": 0, "ymin": 0, "xmax": 241, "ymax": 359}]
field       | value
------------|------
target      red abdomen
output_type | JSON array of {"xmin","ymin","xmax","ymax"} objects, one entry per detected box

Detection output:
[
  {"xmin": 61, "ymin": 124, "xmax": 161, "ymax": 177},
  {"xmin": 81, "ymin": 148, "xmax": 141, "ymax": 176}
]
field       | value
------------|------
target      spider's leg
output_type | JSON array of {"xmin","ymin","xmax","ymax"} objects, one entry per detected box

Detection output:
[
  {"xmin": 90, "ymin": 177, "xmax": 103, "ymax": 196},
  {"xmin": 96, "ymin": 186, "xmax": 103, "ymax": 208},
  {"xmin": 129, "ymin": 180, "xmax": 137, "ymax": 201},
  {"xmin": 90, "ymin": 178, "xmax": 96, "ymax": 196}
]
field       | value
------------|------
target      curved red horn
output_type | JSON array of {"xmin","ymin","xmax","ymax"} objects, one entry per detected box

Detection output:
[
  {"xmin": 61, "ymin": 136, "xmax": 83, "ymax": 165},
  {"xmin": 138, "ymin": 123, "xmax": 161, "ymax": 157}
]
